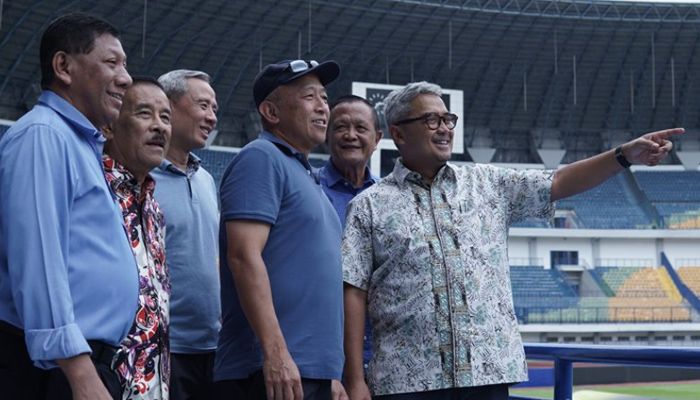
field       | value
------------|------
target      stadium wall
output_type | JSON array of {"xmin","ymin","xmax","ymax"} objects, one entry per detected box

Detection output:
[{"xmin": 508, "ymin": 229, "xmax": 699, "ymax": 269}]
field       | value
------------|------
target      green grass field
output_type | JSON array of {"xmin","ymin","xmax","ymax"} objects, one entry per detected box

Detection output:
[{"xmin": 510, "ymin": 381, "xmax": 700, "ymax": 400}]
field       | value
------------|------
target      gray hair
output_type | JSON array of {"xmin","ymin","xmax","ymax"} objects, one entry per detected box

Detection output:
[
  {"xmin": 383, "ymin": 81, "xmax": 443, "ymax": 125},
  {"xmin": 157, "ymin": 69, "xmax": 211, "ymax": 101}
]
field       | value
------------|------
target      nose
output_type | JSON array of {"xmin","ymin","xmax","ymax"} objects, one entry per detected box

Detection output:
[
  {"xmin": 343, "ymin": 126, "xmax": 359, "ymax": 141},
  {"xmin": 314, "ymin": 94, "xmax": 329, "ymax": 115},
  {"xmin": 116, "ymin": 65, "xmax": 132, "ymax": 88},
  {"xmin": 206, "ymin": 107, "xmax": 217, "ymax": 127},
  {"xmin": 152, "ymin": 115, "xmax": 169, "ymax": 134}
]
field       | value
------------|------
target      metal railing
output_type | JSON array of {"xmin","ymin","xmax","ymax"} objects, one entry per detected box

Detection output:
[
  {"xmin": 511, "ymin": 343, "xmax": 700, "ymax": 400},
  {"xmin": 516, "ymin": 305, "xmax": 692, "ymax": 324}
]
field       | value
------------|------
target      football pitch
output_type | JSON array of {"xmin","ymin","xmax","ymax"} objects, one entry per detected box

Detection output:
[{"xmin": 510, "ymin": 381, "xmax": 700, "ymax": 400}]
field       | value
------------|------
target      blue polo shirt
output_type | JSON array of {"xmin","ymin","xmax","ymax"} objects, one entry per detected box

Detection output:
[
  {"xmin": 0, "ymin": 91, "xmax": 139, "ymax": 369},
  {"xmin": 318, "ymin": 160, "xmax": 377, "ymax": 228},
  {"xmin": 318, "ymin": 160, "xmax": 377, "ymax": 368},
  {"xmin": 151, "ymin": 156, "xmax": 221, "ymax": 353},
  {"xmin": 215, "ymin": 131, "xmax": 344, "ymax": 381}
]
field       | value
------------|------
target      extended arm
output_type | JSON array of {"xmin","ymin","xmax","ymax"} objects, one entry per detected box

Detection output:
[
  {"xmin": 226, "ymin": 220, "xmax": 303, "ymax": 400},
  {"xmin": 551, "ymin": 128, "xmax": 683, "ymax": 201}
]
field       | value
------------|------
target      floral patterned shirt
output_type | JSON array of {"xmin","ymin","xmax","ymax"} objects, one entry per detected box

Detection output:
[
  {"xmin": 342, "ymin": 159, "xmax": 554, "ymax": 396},
  {"xmin": 104, "ymin": 156, "xmax": 170, "ymax": 400}
]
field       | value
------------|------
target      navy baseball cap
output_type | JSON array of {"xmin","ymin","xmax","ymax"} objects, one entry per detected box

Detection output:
[{"xmin": 253, "ymin": 59, "xmax": 340, "ymax": 107}]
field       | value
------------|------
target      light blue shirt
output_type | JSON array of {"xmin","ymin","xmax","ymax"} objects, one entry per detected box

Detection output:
[
  {"xmin": 0, "ymin": 91, "xmax": 139, "ymax": 369},
  {"xmin": 151, "ymin": 156, "xmax": 221, "ymax": 353}
]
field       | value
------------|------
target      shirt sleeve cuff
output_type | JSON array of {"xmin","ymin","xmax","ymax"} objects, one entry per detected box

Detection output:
[
  {"xmin": 343, "ymin": 275, "xmax": 369, "ymax": 291},
  {"xmin": 25, "ymin": 323, "xmax": 91, "ymax": 369}
]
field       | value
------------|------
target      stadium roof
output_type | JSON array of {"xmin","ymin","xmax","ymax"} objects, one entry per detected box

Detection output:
[{"xmin": 1, "ymin": 0, "xmax": 700, "ymax": 149}]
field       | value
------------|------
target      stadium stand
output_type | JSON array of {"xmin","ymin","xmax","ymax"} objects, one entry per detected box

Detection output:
[
  {"xmin": 635, "ymin": 170, "xmax": 700, "ymax": 228},
  {"xmin": 510, "ymin": 265, "xmax": 578, "ymax": 308},
  {"xmin": 556, "ymin": 174, "xmax": 653, "ymax": 229},
  {"xmin": 513, "ymin": 265, "xmax": 693, "ymax": 323},
  {"xmin": 593, "ymin": 266, "xmax": 689, "ymax": 322},
  {"xmin": 2, "ymin": 1, "xmax": 700, "ymax": 155},
  {"xmin": 678, "ymin": 266, "xmax": 700, "ymax": 297},
  {"xmin": 193, "ymin": 148, "xmax": 237, "ymax": 188}
]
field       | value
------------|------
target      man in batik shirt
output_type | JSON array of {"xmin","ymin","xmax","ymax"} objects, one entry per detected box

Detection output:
[
  {"xmin": 103, "ymin": 77, "xmax": 173, "ymax": 400},
  {"xmin": 342, "ymin": 81, "xmax": 682, "ymax": 400}
]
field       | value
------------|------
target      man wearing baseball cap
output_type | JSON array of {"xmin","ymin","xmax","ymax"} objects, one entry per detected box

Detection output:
[{"xmin": 214, "ymin": 60, "xmax": 344, "ymax": 400}]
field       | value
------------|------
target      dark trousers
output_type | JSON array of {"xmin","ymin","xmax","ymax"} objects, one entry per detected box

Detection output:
[
  {"xmin": 374, "ymin": 384, "xmax": 509, "ymax": 400},
  {"xmin": 0, "ymin": 321, "xmax": 122, "ymax": 400},
  {"xmin": 213, "ymin": 370, "xmax": 331, "ymax": 400},
  {"xmin": 169, "ymin": 352, "xmax": 216, "ymax": 400}
]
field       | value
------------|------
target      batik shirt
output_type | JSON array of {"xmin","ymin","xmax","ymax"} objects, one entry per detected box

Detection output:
[
  {"xmin": 104, "ymin": 155, "xmax": 170, "ymax": 400},
  {"xmin": 343, "ymin": 159, "xmax": 554, "ymax": 396}
]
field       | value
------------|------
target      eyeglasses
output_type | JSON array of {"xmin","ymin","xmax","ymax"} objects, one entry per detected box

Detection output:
[
  {"xmin": 288, "ymin": 60, "xmax": 319, "ymax": 73},
  {"xmin": 393, "ymin": 112, "xmax": 458, "ymax": 130}
]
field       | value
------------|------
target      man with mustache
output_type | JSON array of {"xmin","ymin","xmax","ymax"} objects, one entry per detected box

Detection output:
[
  {"xmin": 0, "ymin": 13, "xmax": 135, "ymax": 400},
  {"xmin": 103, "ymin": 77, "xmax": 172, "ymax": 399},
  {"xmin": 152, "ymin": 70, "xmax": 221, "ymax": 400},
  {"xmin": 214, "ymin": 60, "xmax": 344, "ymax": 400},
  {"xmin": 342, "ymin": 81, "xmax": 683, "ymax": 400}
]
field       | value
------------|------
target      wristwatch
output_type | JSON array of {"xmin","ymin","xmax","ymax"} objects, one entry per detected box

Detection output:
[{"xmin": 615, "ymin": 146, "xmax": 631, "ymax": 168}]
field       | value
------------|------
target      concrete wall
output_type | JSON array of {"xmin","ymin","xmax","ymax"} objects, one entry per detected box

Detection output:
[{"xmin": 508, "ymin": 229, "xmax": 699, "ymax": 268}]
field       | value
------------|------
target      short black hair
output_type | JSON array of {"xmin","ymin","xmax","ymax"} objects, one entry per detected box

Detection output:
[
  {"xmin": 130, "ymin": 76, "xmax": 165, "ymax": 92},
  {"xmin": 330, "ymin": 95, "xmax": 381, "ymax": 131},
  {"xmin": 40, "ymin": 13, "xmax": 120, "ymax": 89}
]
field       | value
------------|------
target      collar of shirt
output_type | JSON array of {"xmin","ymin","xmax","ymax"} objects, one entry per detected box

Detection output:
[
  {"xmin": 38, "ymin": 90, "xmax": 105, "ymax": 146},
  {"xmin": 260, "ymin": 130, "xmax": 315, "ymax": 175},
  {"xmin": 323, "ymin": 160, "xmax": 376, "ymax": 190},
  {"xmin": 158, "ymin": 152, "xmax": 201, "ymax": 177},
  {"xmin": 103, "ymin": 154, "xmax": 156, "ymax": 201},
  {"xmin": 392, "ymin": 158, "xmax": 457, "ymax": 188}
]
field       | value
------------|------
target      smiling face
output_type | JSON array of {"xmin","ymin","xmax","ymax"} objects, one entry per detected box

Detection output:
[
  {"xmin": 169, "ymin": 77, "xmax": 218, "ymax": 152},
  {"xmin": 390, "ymin": 94, "xmax": 454, "ymax": 180},
  {"xmin": 66, "ymin": 34, "xmax": 132, "ymax": 129},
  {"xmin": 327, "ymin": 100, "xmax": 381, "ymax": 171},
  {"xmin": 270, "ymin": 74, "xmax": 329, "ymax": 154},
  {"xmin": 107, "ymin": 82, "xmax": 172, "ymax": 182}
]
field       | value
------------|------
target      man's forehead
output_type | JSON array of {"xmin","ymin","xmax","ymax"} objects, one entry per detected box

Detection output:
[
  {"xmin": 411, "ymin": 93, "xmax": 446, "ymax": 108},
  {"xmin": 125, "ymin": 84, "xmax": 169, "ymax": 108},
  {"xmin": 286, "ymin": 73, "xmax": 324, "ymax": 90},
  {"xmin": 332, "ymin": 103, "xmax": 373, "ymax": 123},
  {"xmin": 92, "ymin": 34, "xmax": 125, "ymax": 54},
  {"xmin": 186, "ymin": 78, "xmax": 215, "ymax": 94}
]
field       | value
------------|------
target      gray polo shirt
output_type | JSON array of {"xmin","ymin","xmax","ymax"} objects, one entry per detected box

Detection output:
[{"xmin": 151, "ymin": 155, "xmax": 221, "ymax": 353}]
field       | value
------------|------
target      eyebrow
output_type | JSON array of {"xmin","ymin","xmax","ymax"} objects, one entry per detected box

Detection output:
[
  {"xmin": 134, "ymin": 103, "xmax": 171, "ymax": 113},
  {"xmin": 300, "ymin": 85, "xmax": 326, "ymax": 93},
  {"xmin": 194, "ymin": 96, "xmax": 218, "ymax": 107}
]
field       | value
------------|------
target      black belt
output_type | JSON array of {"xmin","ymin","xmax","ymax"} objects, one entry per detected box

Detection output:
[
  {"xmin": 0, "ymin": 319, "xmax": 117, "ymax": 366},
  {"xmin": 0, "ymin": 319, "xmax": 22, "ymax": 336},
  {"xmin": 87, "ymin": 340, "xmax": 118, "ymax": 367}
]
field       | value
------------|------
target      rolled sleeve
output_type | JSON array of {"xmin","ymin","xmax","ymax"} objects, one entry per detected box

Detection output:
[
  {"xmin": 341, "ymin": 197, "xmax": 373, "ymax": 291},
  {"xmin": 26, "ymin": 324, "xmax": 91, "ymax": 369},
  {"xmin": 1, "ymin": 125, "xmax": 89, "ymax": 367}
]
